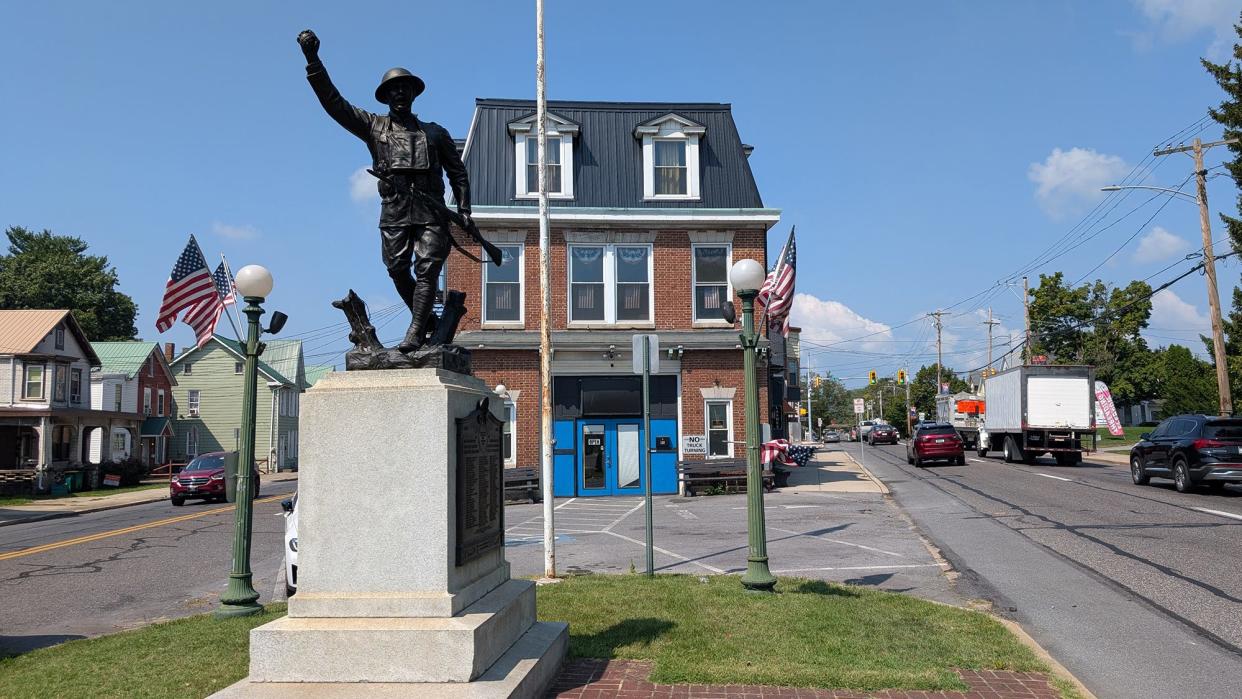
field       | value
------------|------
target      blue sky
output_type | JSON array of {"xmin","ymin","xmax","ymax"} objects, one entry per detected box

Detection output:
[{"xmin": 2, "ymin": 1, "xmax": 1240, "ymax": 383}]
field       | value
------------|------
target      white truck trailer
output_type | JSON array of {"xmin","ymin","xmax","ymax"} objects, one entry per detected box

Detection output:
[
  {"xmin": 936, "ymin": 392, "xmax": 985, "ymax": 451},
  {"xmin": 977, "ymin": 365, "xmax": 1095, "ymax": 465}
]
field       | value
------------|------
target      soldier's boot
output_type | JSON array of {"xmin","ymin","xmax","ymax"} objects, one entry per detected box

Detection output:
[{"xmin": 397, "ymin": 283, "xmax": 436, "ymax": 354}]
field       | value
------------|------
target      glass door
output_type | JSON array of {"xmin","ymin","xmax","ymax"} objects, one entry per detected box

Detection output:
[
  {"xmin": 614, "ymin": 423, "xmax": 642, "ymax": 493},
  {"xmin": 580, "ymin": 424, "xmax": 608, "ymax": 492}
]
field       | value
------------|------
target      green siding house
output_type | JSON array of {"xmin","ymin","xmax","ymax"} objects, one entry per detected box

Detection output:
[{"xmin": 168, "ymin": 337, "xmax": 315, "ymax": 471}]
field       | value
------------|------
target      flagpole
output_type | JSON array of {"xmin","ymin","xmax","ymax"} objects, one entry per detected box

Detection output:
[
  {"xmin": 219, "ymin": 254, "xmax": 245, "ymax": 343},
  {"xmin": 758, "ymin": 225, "xmax": 795, "ymax": 333}
]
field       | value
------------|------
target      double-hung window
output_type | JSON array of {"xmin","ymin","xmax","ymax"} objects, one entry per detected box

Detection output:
[
  {"xmin": 525, "ymin": 137, "xmax": 561, "ymax": 194},
  {"xmin": 654, "ymin": 140, "xmax": 687, "ymax": 196},
  {"xmin": 157, "ymin": 389, "xmax": 165, "ymax": 417},
  {"xmin": 188, "ymin": 390, "xmax": 200, "ymax": 417},
  {"xmin": 692, "ymin": 244, "xmax": 731, "ymax": 323},
  {"xmin": 234, "ymin": 362, "xmax": 243, "ymax": 375},
  {"xmin": 54, "ymin": 326, "xmax": 65, "ymax": 350},
  {"xmin": 502, "ymin": 401, "xmax": 516, "ymax": 465},
  {"xmin": 54, "ymin": 366, "xmax": 67, "ymax": 402},
  {"xmin": 143, "ymin": 388, "xmax": 152, "ymax": 416},
  {"xmin": 636, "ymin": 114, "xmax": 704, "ymax": 200},
  {"xmin": 70, "ymin": 368, "xmax": 82, "ymax": 403},
  {"xmin": 510, "ymin": 113, "xmax": 577, "ymax": 199},
  {"xmin": 113, "ymin": 384, "xmax": 123, "ymax": 412},
  {"xmin": 23, "ymin": 364, "xmax": 44, "ymax": 400},
  {"xmin": 484, "ymin": 245, "xmax": 523, "ymax": 324},
  {"xmin": 568, "ymin": 244, "xmax": 652, "ymax": 324},
  {"xmin": 706, "ymin": 400, "xmax": 733, "ymax": 459}
]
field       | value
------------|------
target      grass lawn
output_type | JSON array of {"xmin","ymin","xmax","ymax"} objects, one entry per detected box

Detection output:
[
  {"xmin": 0, "ymin": 482, "xmax": 167, "ymax": 507},
  {"xmin": 0, "ymin": 576, "xmax": 1078, "ymax": 698},
  {"xmin": 1096, "ymin": 426, "xmax": 1149, "ymax": 446}
]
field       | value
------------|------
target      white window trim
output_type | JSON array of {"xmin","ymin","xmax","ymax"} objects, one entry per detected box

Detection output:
[
  {"xmin": 691, "ymin": 242, "xmax": 733, "ymax": 326},
  {"xmin": 234, "ymin": 361, "xmax": 243, "ymax": 375},
  {"xmin": 567, "ymin": 243, "xmax": 655, "ymax": 327},
  {"xmin": 638, "ymin": 116, "xmax": 704, "ymax": 201},
  {"xmin": 113, "ymin": 384, "xmax": 123, "ymax": 412},
  {"xmin": 22, "ymin": 363, "xmax": 45, "ymax": 400},
  {"xmin": 143, "ymin": 388, "xmax": 152, "ymax": 416},
  {"xmin": 705, "ymin": 399, "xmax": 735, "ymax": 460},
  {"xmin": 503, "ymin": 399, "xmax": 517, "ymax": 466},
  {"xmin": 482, "ymin": 243, "xmax": 525, "ymax": 327},
  {"xmin": 188, "ymin": 389, "xmax": 201, "ymax": 417},
  {"xmin": 510, "ymin": 115, "xmax": 578, "ymax": 200}
]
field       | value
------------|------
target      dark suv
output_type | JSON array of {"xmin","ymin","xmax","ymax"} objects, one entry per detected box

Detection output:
[
  {"xmin": 1130, "ymin": 415, "xmax": 1242, "ymax": 493},
  {"xmin": 869, "ymin": 424, "xmax": 899, "ymax": 445},
  {"xmin": 170, "ymin": 452, "xmax": 260, "ymax": 506}
]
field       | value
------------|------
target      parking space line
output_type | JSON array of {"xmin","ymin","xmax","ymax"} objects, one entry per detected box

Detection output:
[
  {"xmin": 770, "ymin": 526, "xmax": 905, "ymax": 557},
  {"xmin": 1192, "ymin": 507, "xmax": 1242, "ymax": 521},
  {"xmin": 1036, "ymin": 473, "xmax": 1072, "ymax": 482},
  {"xmin": 969, "ymin": 458, "xmax": 989, "ymax": 464},
  {"xmin": 600, "ymin": 530, "xmax": 725, "ymax": 573},
  {"xmin": 770, "ymin": 563, "xmax": 943, "ymax": 574}
]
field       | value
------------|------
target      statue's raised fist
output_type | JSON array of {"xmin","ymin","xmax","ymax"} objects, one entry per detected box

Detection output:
[{"xmin": 297, "ymin": 30, "xmax": 320, "ymax": 58}]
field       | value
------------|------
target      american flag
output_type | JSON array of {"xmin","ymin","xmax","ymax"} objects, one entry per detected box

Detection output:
[
  {"xmin": 757, "ymin": 227, "xmax": 796, "ymax": 336},
  {"xmin": 156, "ymin": 236, "xmax": 217, "ymax": 334},
  {"xmin": 180, "ymin": 262, "xmax": 235, "ymax": 348},
  {"xmin": 761, "ymin": 439, "xmax": 815, "ymax": 468}
]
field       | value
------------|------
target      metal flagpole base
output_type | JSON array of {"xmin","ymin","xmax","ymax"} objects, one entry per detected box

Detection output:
[{"xmin": 741, "ymin": 559, "xmax": 776, "ymax": 591}]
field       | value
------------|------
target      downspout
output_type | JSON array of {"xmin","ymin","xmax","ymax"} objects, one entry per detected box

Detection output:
[{"xmin": 269, "ymin": 387, "xmax": 277, "ymax": 472}]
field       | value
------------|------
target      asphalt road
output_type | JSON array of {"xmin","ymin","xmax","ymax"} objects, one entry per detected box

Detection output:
[
  {"xmin": 847, "ymin": 441, "xmax": 1242, "ymax": 699},
  {"xmin": 0, "ymin": 479, "xmax": 297, "ymax": 655}
]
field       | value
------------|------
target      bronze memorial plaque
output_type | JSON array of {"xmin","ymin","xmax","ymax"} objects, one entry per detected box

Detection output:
[{"xmin": 455, "ymin": 397, "xmax": 505, "ymax": 566}]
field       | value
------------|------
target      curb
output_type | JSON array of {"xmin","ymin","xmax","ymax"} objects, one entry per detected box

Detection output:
[
  {"xmin": 841, "ymin": 450, "xmax": 890, "ymax": 494},
  {"xmin": 994, "ymin": 615, "xmax": 1098, "ymax": 699}
]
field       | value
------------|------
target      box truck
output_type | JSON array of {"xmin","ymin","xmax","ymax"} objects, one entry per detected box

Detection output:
[
  {"xmin": 936, "ymin": 392, "xmax": 985, "ymax": 451},
  {"xmin": 977, "ymin": 365, "xmax": 1095, "ymax": 465}
]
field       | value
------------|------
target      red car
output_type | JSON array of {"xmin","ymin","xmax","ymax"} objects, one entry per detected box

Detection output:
[
  {"xmin": 906, "ymin": 423, "xmax": 965, "ymax": 467},
  {"xmin": 170, "ymin": 451, "xmax": 260, "ymax": 506},
  {"xmin": 868, "ymin": 424, "xmax": 899, "ymax": 445}
]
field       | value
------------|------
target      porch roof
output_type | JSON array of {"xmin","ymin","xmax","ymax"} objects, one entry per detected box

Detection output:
[{"xmin": 140, "ymin": 417, "xmax": 175, "ymax": 437}]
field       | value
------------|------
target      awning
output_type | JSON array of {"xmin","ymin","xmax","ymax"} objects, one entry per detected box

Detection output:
[{"xmin": 140, "ymin": 417, "xmax": 174, "ymax": 438}]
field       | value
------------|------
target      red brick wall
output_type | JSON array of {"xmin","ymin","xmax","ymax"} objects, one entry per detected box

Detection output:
[
  {"xmin": 447, "ymin": 227, "xmax": 768, "ymax": 332},
  {"xmin": 471, "ymin": 351, "xmax": 542, "ymax": 468},
  {"xmin": 679, "ymin": 350, "xmax": 768, "ymax": 461},
  {"xmin": 136, "ymin": 352, "xmax": 174, "ymax": 419}
]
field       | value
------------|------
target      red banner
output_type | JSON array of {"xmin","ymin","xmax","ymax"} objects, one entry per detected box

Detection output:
[{"xmin": 1094, "ymin": 381, "xmax": 1123, "ymax": 436}]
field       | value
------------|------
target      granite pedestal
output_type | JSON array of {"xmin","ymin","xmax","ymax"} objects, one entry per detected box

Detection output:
[{"xmin": 213, "ymin": 369, "xmax": 565, "ymax": 698}]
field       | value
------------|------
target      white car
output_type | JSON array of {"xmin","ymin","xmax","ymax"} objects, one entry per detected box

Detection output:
[{"xmin": 282, "ymin": 495, "xmax": 298, "ymax": 597}]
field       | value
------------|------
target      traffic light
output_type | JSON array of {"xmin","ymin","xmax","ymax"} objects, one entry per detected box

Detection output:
[
  {"xmin": 897, "ymin": 369, "xmax": 906, "ymax": 385},
  {"xmin": 868, "ymin": 370, "xmax": 877, "ymax": 385},
  {"xmin": 813, "ymin": 375, "xmax": 822, "ymax": 389}
]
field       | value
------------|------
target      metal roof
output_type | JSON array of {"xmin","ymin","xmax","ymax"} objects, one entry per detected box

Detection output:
[
  {"xmin": 92, "ymin": 341, "xmax": 158, "ymax": 378},
  {"xmin": 262, "ymin": 340, "xmax": 305, "ymax": 387},
  {"xmin": 304, "ymin": 364, "xmax": 335, "ymax": 388},
  {"xmin": 174, "ymin": 336, "xmax": 296, "ymax": 386},
  {"xmin": 0, "ymin": 309, "xmax": 101, "ymax": 365},
  {"xmin": 464, "ymin": 99, "xmax": 764, "ymax": 209}
]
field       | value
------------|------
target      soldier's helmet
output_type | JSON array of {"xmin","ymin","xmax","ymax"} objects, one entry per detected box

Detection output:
[{"xmin": 375, "ymin": 67, "xmax": 426, "ymax": 104}]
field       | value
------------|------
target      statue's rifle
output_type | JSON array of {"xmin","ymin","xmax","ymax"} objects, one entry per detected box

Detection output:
[{"xmin": 367, "ymin": 169, "xmax": 502, "ymax": 266}]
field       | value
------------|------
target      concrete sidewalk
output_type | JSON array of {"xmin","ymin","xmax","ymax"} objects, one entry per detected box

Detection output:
[
  {"xmin": 782, "ymin": 446, "xmax": 888, "ymax": 494},
  {"xmin": 0, "ymin": 471, "xmax": 299, "ymax": 527}
]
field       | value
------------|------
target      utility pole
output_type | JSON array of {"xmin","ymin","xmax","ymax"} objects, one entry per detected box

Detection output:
[
  {"xmin": 1023, "ymin": 276, "xmax": 1031, "ymax": 364},
  {"xmin": 984, "ymin": 308, "xmax": 1000, "ymax": 375},
  {"xmin": 928, "ymin": 311, "xmax": 945, "ymax": 395},
  {"xmin": 905, "ymin": 372, "xmax": 912, "ymax": 437},
  {"xmin": 805, "ymin": 369, "xmax": 814, "ymax": 442},
  {"xmin": 536, "ymin": 0, "xmax": 556, "ymax": 580},
  {"xmin": 1153, "ymin": 136, "xmax": 1237, "ymax": 417}
]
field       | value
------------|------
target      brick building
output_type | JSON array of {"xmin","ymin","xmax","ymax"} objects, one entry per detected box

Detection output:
[{"xmin": 445, "ymin": 99, "xmax": 780, "ymax": 497}]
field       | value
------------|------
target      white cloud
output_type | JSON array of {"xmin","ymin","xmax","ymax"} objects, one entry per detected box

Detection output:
[
  {"xmin": 210, "ymin": 221, "xmax": 259, "ymax": 240},
  {"xmin": 790, "ymin": 293, "xmax": 893, "ymax": 352},
  {"xmin": 1149, "ymin": 288, "xmax": 1211, "ymax": 335},
  {"xmin": 349, "ymin": 166, "xmax": 379, "ymax": 202},
  {"xmin": 1132, "ymin": 0, "xmax": 1239, "ymax": 58},
  {"xmin": 1028, "ymin": 147, "xmax": 1131, "ymax": 220},
  {"xmin": 1133, "ymin": 226, "xmax": 1190, "ymax": 263}
]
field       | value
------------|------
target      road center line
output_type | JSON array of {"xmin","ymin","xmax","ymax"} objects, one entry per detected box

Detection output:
[
  {"xmin": 1036, "ymin": 473, "xmax": 1072, "ymax": 482},
  {"xmin": 1192, "ymin": 506, "xmax": 1242, "ymax": 521},
  {"xmin": 0, "ymin": 495, "xmax": 286, "ymax": 562}
]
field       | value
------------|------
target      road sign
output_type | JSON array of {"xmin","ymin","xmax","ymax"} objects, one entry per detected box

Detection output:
[
  {"xmin": 817, "ymin": 417, "xmax": 823, "ymax": 428},
  {"xmin": 682, "ymin": 435, "xmax": 707, "ymax": 455},
  {"xmin": 853, "ymin": 398, "xmax": 865, "ymax": 414},
  {"xmin": 866, "ymin": 400, "xmax": 874, "ymax": 409},
  {"xmin": 632, "ymin": 334, "xmax": 660, "ymax": 374}
]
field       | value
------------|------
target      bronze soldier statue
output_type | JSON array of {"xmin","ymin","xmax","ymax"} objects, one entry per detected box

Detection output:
[{"xmin": 297, "ymin": 29, "xmax": 483, "ymax": 354}]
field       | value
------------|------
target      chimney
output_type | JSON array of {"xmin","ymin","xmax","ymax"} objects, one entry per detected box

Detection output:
[{"xmin": 164, "ymin": 343, "xmax": 175, "ymax": 363}]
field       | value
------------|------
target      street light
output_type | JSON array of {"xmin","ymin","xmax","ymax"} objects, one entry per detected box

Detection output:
[
  {"xmin": 1101, "ymin": 180, "xmax": 1233, "ymax": 417},
  {"xmin": 728, "ymin": 258, "xmax": 776, "ymax": 591},
  {"xmin": 216, "ymin": 264, "xmax": 283, "ymax": 618}
]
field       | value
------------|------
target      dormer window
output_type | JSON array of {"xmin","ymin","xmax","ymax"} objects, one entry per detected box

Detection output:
[
  {"xmin": 508, "ymin": 112, "xmax": 579, "ymax": 199},
  {"xmin": 635, "ymin": 113, "xmax": 705, "ymax": 201}
]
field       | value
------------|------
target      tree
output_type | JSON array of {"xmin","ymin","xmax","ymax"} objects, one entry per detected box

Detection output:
[
  {"xmin": 1154, "ymin": 345, "xmax": 1218, "ymax": 416},
  {"xmin": 0, "ymin": 227, "xmax": 138, "ymax": 341},
  {"xmin": 909, "ymin": 364, "xmax": 969, "ymax": 418},
  {"xmin": 804, "ymin": 372, "xmax": 853, "ymax": 426},
  {"xmin": 1202, "ymin": 287, "xmax": 1242, "ymax": 401}
]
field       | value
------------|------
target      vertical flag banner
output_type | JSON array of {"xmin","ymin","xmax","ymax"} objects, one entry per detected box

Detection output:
[{"xmin": 1094, "ymin": 380, "xmax": 1124, "ymax": 437}]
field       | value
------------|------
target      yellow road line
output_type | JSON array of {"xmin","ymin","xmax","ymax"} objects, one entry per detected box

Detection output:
[{"xmin": 0, "ymin": 494, "xmax": 285, "ymax": 562}]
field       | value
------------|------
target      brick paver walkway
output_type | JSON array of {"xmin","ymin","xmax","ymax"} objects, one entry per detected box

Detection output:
[{"xmin": 547, "ymin": 659, "xmax": 1060, "ymax": 698}]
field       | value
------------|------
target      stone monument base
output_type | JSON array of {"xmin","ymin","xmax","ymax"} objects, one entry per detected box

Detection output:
[{"xmin": 210, "ymin": 369, "xmax": 565, "ymax": 698}]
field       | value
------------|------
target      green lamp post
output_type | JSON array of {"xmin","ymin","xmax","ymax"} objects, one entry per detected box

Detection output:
[
  {"xmin": 729, "ymin": 258, "xmax": 777, "ymax": 592},
  {"xmin": 216, "ymin": 264, "xmax": 286, "ymax": 619}
]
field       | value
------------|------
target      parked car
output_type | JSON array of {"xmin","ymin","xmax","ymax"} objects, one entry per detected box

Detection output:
[
  {"xmin": 282, "ymin": 494, "xmax": 299, "ymax": 597},
  {"xmin": 858, "ymin": 420, "xmax": 879, "ymax": 440},
  {"xmin": 906, "ymin": 423, "xmax": 965, "ymax": 467},
  {"xmin": 869, "ymin": 424, "xmax": 899, "ymax": 445},
  {"xmin": 822, "ymin": 430, "xmax": 841, "ymax": 443},
  {"xmin": 169, "ymin": 451, "xmax": 260, "ymax": 506},
  {"xmin": 1129, "ymin": 415, "xmax": 1242, "ymax": 493}
]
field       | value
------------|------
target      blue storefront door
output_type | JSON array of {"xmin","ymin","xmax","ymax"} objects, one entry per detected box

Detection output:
[{"xmin": 577, "ymin": 420, "xmax": 645, "ymax": 497}]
